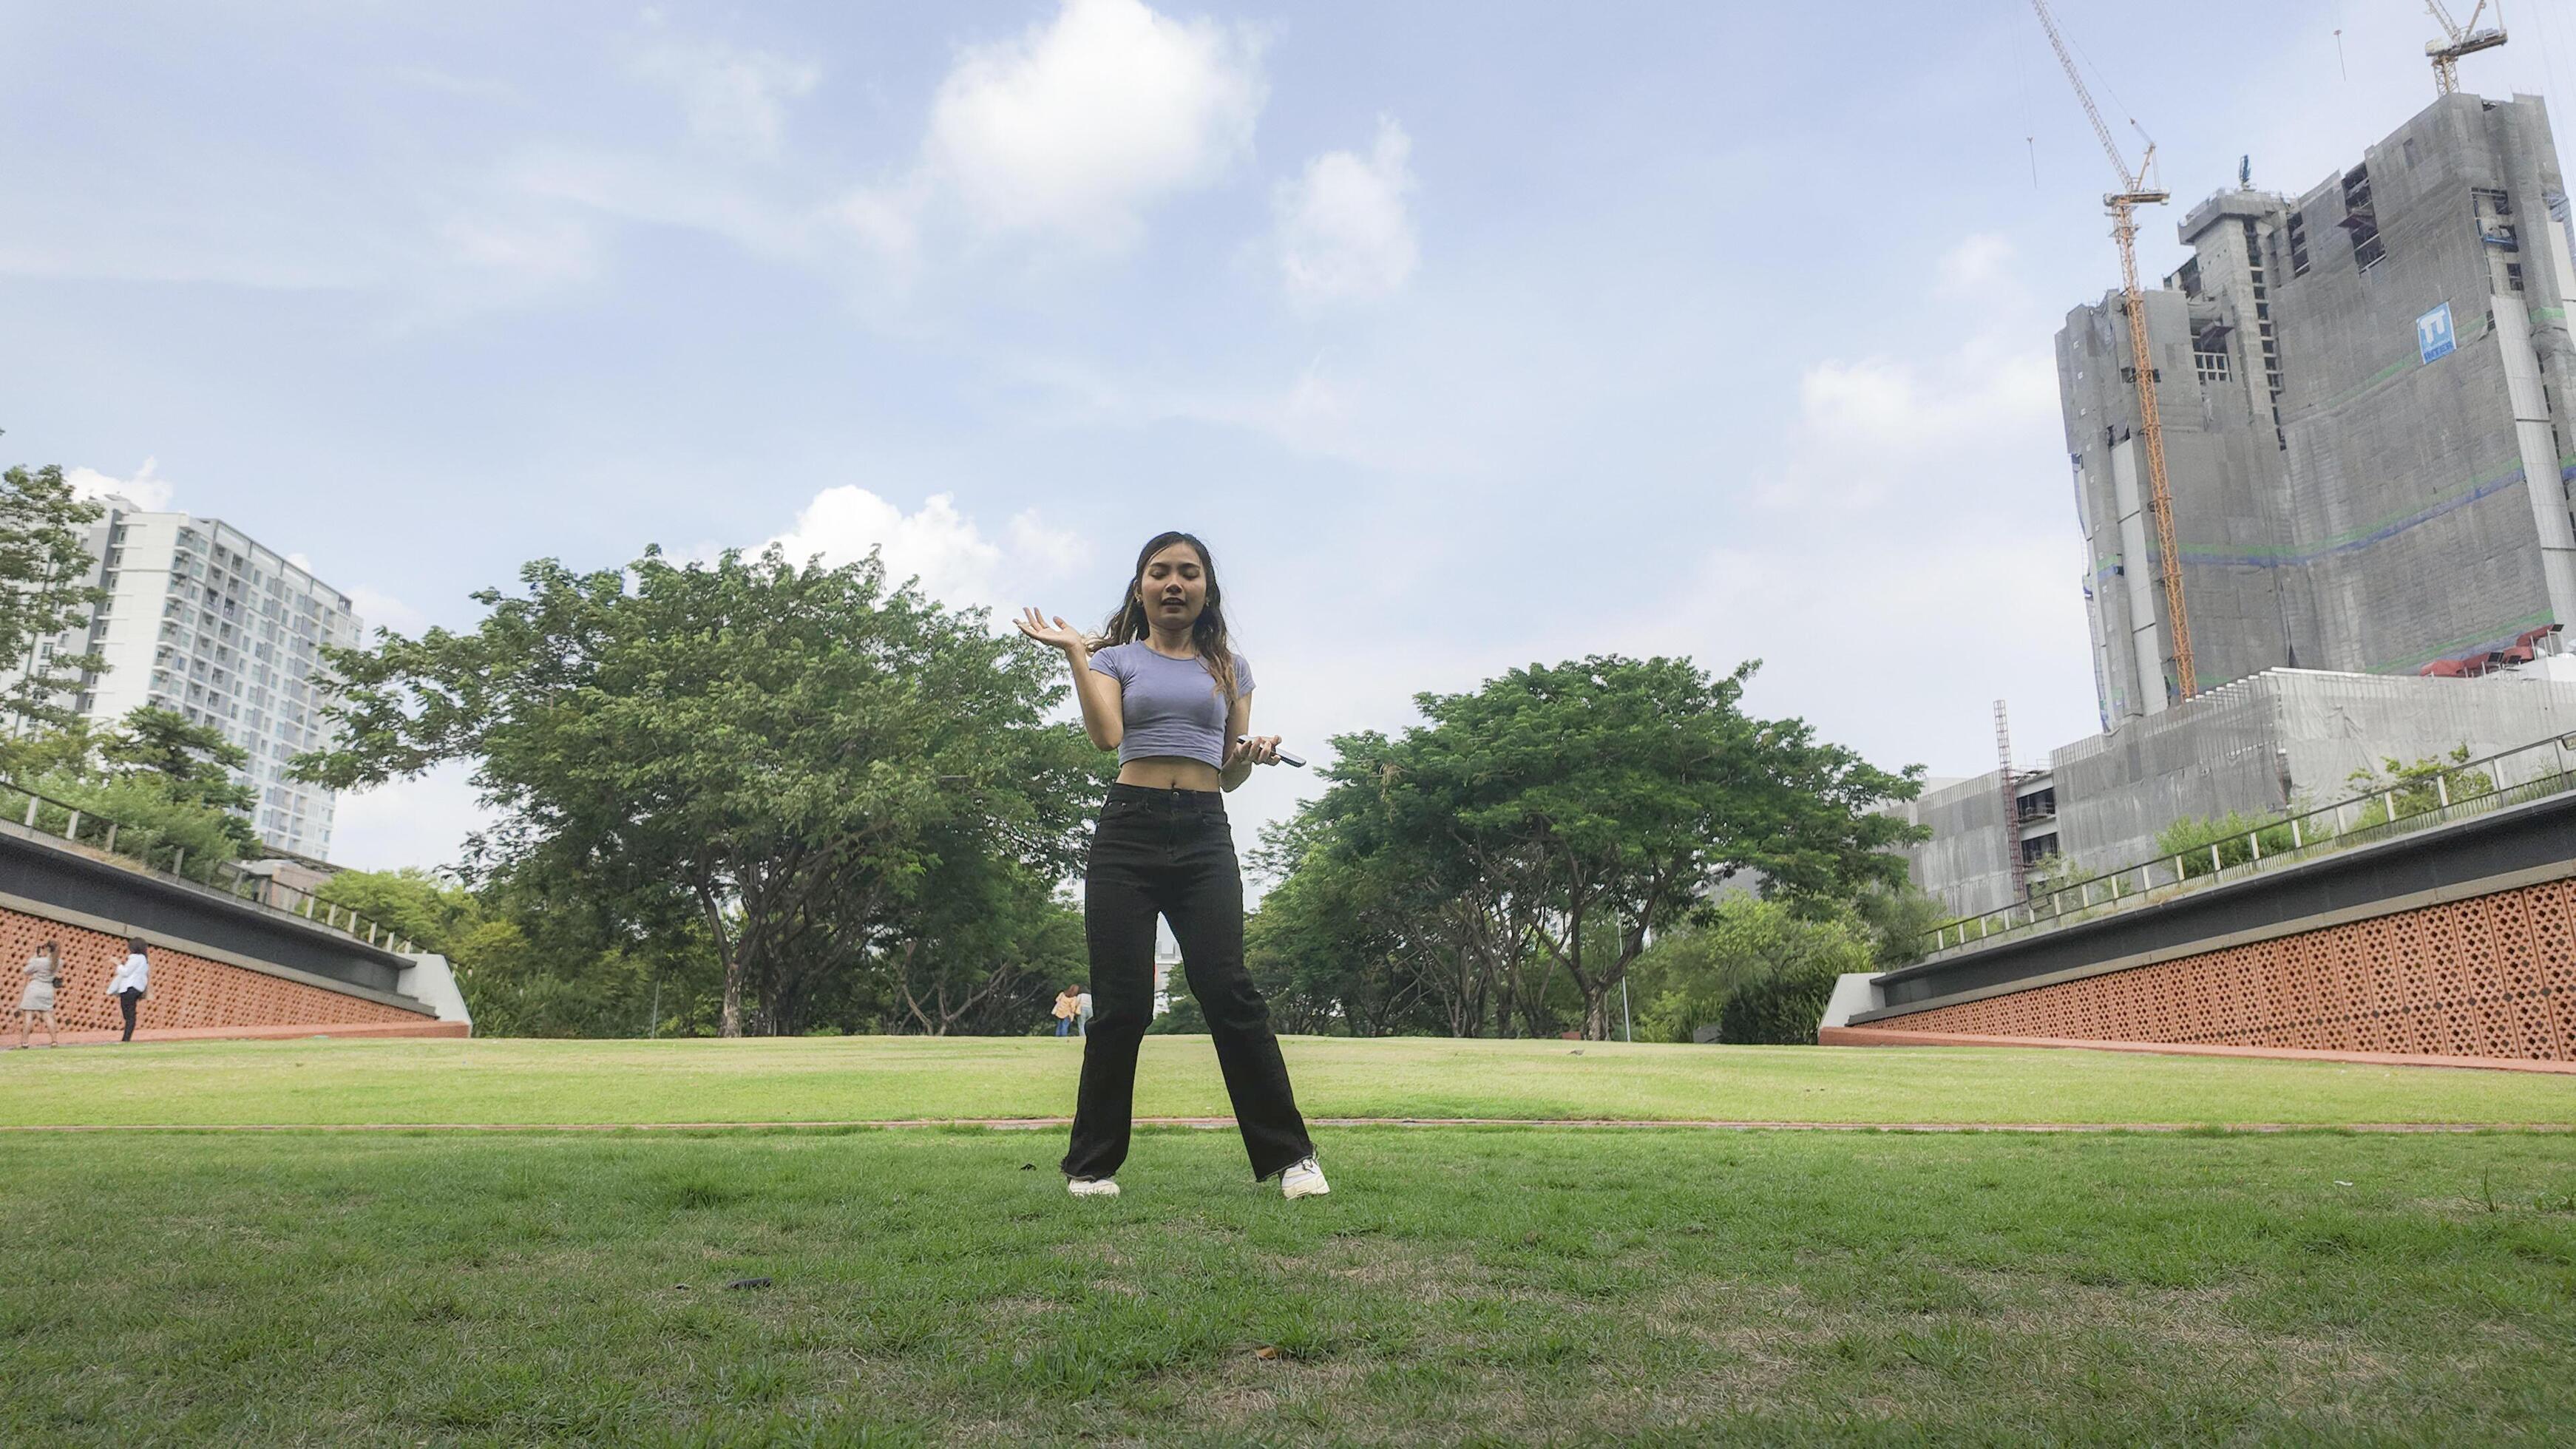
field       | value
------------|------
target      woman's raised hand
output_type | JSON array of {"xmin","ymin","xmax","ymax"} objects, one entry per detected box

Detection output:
[{"xmin": 1015, "ymin": 608, "xmax": 1087, "ymax": 654}]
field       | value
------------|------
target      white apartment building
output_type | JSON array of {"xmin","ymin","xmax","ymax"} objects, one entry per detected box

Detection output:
[{"xmin": 17, "ymin": 498, "xmax": 365, "ymax": 859}]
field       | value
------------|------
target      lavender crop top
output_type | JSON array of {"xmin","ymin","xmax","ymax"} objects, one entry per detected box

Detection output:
[{"xmin": 1088, "ymin": 642, "xmax": 1254, "ymax": 770}]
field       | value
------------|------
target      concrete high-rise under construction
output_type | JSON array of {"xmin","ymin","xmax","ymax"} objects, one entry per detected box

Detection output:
[
  {"xmin": 1905, "ymin": 88, "xmax": 2576, "ymax": 919},
  {"xmin": 2061, "ymin": 90, "xmax": 2576, "ymax": 722}
]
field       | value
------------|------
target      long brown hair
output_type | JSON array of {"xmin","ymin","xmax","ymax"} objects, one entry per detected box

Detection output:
[{"xmin": 1092, "ymin": 531, "xmax": 1242, "ymax": 702}]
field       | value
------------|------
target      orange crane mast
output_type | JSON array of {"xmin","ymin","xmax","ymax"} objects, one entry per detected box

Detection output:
[{"xmin": 2029, "ymin": 0, "xmax": 2194, "ymax": 702}]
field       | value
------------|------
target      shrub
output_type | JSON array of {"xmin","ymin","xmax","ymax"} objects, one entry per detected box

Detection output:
[
  {"xmin": 2155, "ymin": 810, "xmax": 2308, "ymax": 880},
  {"xmin": 2344, "ymin": 745, "xmax": 2493, "ymax": 830},
  {"xmin": 1632, "ymin": 898, "xmax": 1874, "ymax": 1046}
]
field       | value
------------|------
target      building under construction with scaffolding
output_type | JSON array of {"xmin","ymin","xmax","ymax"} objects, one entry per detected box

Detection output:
[
  {"xmin": 2069, "ymin": 89, "xmax": 2576, "ymax": 717},
  {"xmin": 1909, "ymin": 87, "xmax": 2576, "ymax": 918}
]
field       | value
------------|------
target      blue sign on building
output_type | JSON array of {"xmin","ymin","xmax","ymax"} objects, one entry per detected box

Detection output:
[{"xmin": 2418, "ymin": 302, "xmax": 2457, "ymax": 364}]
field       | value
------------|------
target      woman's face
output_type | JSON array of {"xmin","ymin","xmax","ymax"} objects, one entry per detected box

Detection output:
[{"xmin": 1136, "ymin": 542, "xmax": 1209, "ymax": 631}]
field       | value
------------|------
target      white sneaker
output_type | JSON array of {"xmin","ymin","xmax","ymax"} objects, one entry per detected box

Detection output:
[
  {"xmin": 1281, "ymin": 1156, "xmax": 1330, "ymax": 1200},
  {"xmin": 1067, "ymin": 1176, "xmax": 1119, "ymax": 1198}
]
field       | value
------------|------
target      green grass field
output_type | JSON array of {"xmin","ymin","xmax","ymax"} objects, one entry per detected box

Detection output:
[
  {"xmin": 4, "ymin": 1039, "xmax": 2572, "ymax": 1445},
  {"xmin": 2, "ymin": 1034, "xmax": 2570, "ymax": 1127}
]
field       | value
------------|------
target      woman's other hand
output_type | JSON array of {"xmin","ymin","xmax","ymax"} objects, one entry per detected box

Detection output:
[
  {"xmin": 1015, "ymin": 608, "xmax": 1087, "ymax": 655},
  {"xmin": 1227, "ymin": 734, "xmax": 1283, "ymax": 768}
]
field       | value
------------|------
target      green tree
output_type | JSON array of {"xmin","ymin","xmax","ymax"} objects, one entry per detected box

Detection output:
[
  {"xmin": 1284, "ymin": 656, "xmax": 1922, "ymax": 1040},
  {"xmin": 316, "ymin": 866, "xmax": 722, "ymax": 1039},
  {"xmin": 1244, "ymin": 847, "xmax": 1411, "ymax": 1036},
  {"xmin": 99, "ymin": 705, "xmax": 259, "ymax": 849},
  {"xmin": 1850, "ymin": 883, "xmax": 1950, "ymax": 970},
  {"xmin": 24, "ymin": 767, "xmax": 248, "ymax": 878},
  {"xmin": 0, "ymin": 717, "xmax": 99, "ymax": 781},
  {"xmin": 2346, "ymin": 744, "xmax": 2494, "ymax": 827},
  {"xmin": 1629, "ymin": 899, "xmax": 1874, "ymax": 1046},
  {"xmin": 884, "ymin": 847, "xmax": 1086, "ymax": 1036},
  {"xmin": 1148, "ymin": 971, "xmax": 1208, "ymax": 1034},
  {"xmin": 0, "ymin": 464, "xmax": 109, "ymax": 735},
  {"xmin": 2156, "ymin": 809, "xmax": 2295, "ymax": 880},
  {"xmin": 293, "ymin": 546, "xmax": 1103, "ymax": 1036},
  {"xmin": 311, "ymin": 867, "xmax": 483, "ymax": 954},
  {"xmin": 1254, "ymin": 744, "xmax": 1527, "ymax": 1036},
  {"xmin": 0, "ymin": 715, "xmax": 257, "ymax": 878}
]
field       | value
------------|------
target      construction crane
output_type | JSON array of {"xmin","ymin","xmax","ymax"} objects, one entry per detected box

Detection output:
[
  {"xmin": 2426, "ymin": 1, "xmax": 2507, "ymax": 96},
  {"xmin": 2029, "ymin": 0, "xmax": 2195, "ymax": 702}
]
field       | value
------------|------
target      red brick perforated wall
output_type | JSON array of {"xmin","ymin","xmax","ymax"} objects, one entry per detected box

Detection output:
[
  {"xmin": 1885, "ymin": 878, "xmax": 2576, "ymax": 1062},
  {"xmin": 2, "ymin": 906, "xmax": 431, "ymax": 1034}
]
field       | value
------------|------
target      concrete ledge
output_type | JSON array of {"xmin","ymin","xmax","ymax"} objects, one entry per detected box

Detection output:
[
  {"xmin": 1818, "ymin": 972, "xmax": 1883, "ymax": 1030},
  {"xmin": 1817, "ymin": 1024, "xmax": 2576, "ymax": 1075},
  {"xmin": 1868, "ymin": 787, "xmax": 2576, "ymax": 1021},
  {"xmin": 2, "ymin": 1020, "xmax": 470, "ymax": 1050}
]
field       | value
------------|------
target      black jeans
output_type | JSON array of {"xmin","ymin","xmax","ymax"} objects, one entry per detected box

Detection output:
[
  {"xmin": 117, "ymin": 988, "xmax": 140, "ymax": 1042},
  {"xmin": 1062, "ymin": 784, "xmax": 1314, "ymax": 1181}
]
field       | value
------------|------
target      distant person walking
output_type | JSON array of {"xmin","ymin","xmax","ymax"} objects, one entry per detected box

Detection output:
[
  {"xmin": 1018, "ymin": 531, "xmax": 1326, "ymax": 1202},
  {"xmin": 104, "ymin": 937, "xmax": 149, "ymax": 1044},
  {"xmin": 17, "ymin": 940, "xmax": 61, "ymax": 1048},
  {"xmin": 1052, "ymin": 984, "xmax": 1081, "ymax": 1038},
  {"xmin": 1077, "ymin": 986, "xmax": 1094, "ymax": 1038}
]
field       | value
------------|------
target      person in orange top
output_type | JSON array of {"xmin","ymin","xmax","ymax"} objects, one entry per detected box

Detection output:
[{"xmin": 1051, "ymin": 983, "xmax": 1082, "ymax": 1039}]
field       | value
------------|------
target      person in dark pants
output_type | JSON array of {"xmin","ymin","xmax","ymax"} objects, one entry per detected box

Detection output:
[
  {"xmin": 105, "ymin": 937, "xmax": 149, "ymax": 1043},
  {"xmin": 1017, "ymin": 532, "xmax": 1327, "ymax": 1201}
]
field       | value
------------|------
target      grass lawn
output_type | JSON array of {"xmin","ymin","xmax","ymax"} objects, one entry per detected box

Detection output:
[
  {"xmin": 3, "ymin": 1127, "xmax": 2572, "ymax": 1445},
  {"xmin": 1, "ymin": 1034, "xmax": 2571, "ymax": 1127},
  {"xmin": 5, "ymin": 1039, "xmax": 2572, "ymax": 1443}
]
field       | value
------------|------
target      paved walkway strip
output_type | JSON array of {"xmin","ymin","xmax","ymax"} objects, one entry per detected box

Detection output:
[{"xmin": 1, "ymin": 1117, "xmax": 2567, "ymax": 1133}]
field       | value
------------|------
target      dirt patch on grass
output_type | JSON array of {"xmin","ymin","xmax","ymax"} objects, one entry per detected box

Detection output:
[{"xmin": 980, "ymin": 1295, "xmax": 1062, "ymax": 1323}]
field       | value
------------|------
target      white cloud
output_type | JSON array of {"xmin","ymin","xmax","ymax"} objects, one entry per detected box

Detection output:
[
  {"xmin": 1274, "ymin": 117, "xmax": 1417, "ymax": 304},
  {"xmin": 66, "ymin": 458, "xmax": 177, "ymax": 512},
  {"xmin": 1760, "ymin": 234, "xmax": 2059, "ymax": 515},
  {"xmin": 1935, "ymin": 231, "xmax": 2015, "ymax": 296},
  {"xmin": 1007, "ymin": 507, "xmax": 1092, "ymax": 574},
  {"xmin": 762, "ymin": 486, "xmax": 1088, "ymax": 616},
  {"xmin": 437, "ymin": 211, "xmax": 601, "ymax": 284},
  {"xmin": 846, "ymin": 0, "xmax": 1267, "ymax": 254},
  {"xmin": 1794, "ymin": 347, "xmax": 2055, "ymax": 457},
  {"xmin": 502, "ymin": 145, "xmax": 813, "ymax": 263},
  {"xmin": 631, "ymin": 31, "xmax": 820, "ymax": 161}
]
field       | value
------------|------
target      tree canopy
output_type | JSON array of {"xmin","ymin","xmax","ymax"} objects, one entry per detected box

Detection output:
[
  {"xmin": 0, "ymin": 464, "xmax": 107, "ymax": 736},
  {"xmin": 294, "ymin": 545, "xmax": 1105, "ymax": 1036},
  {"xmin": 1250, "ymin": 655, "xmax": 1925, "ymax": 1040}
]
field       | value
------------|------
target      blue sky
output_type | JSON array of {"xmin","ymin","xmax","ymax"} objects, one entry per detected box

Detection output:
[{"xmin": 7, "ymin": 0, "xmax": 2575, "ymax": 871}]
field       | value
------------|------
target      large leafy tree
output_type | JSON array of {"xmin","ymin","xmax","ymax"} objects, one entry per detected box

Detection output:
[
  {"xmin": 0, "ymin": 464, "xmax": 109, "ymax": 735},
  {"xmin": 884, "ymin": 844, "xmax": 1085, "ymax": 1036},
  {"xmin": 100, "ymin": 705, "xmax": 260, "ymax": 849},
  {"xmin": 1248, "ymin": 776, "xmax": 1510, "ymax": 1037},
  {"xmin": 294, "ymin": 545, "xmax": 1104, "ymax": 1036},
  {"xmin": 1268, "ymin": 655, "xmax": 1924, "ymax": 1039},
  {"xmin": 318, "ymin": 866, "xmax": 716, "ymax": 1039}
]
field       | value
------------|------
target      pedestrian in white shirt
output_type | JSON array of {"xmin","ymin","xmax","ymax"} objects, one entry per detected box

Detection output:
[
  {"xmin": 104, "ymin": 937, "xmax": 149, "ymax": 1044},
  {"xmin": 1077, "ymin": 988, "xmax": 1094, "ymax": 1037}
]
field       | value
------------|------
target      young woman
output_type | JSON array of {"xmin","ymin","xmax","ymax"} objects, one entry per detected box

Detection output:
[
  {"xmin": 17, "ymin": 940, "xmax": 61, "ymax": 1048},
  {"xmin": 1052, "ymin": 983, "xmax": 1081, "ymax": 1038},
  {"xmin": 1017, "ymin": 532, "xmax": 1328, "ymax": 1201},
  {"xmin": 105, "ymin": 937, "xmax": 149, "ymax": 1044}
]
